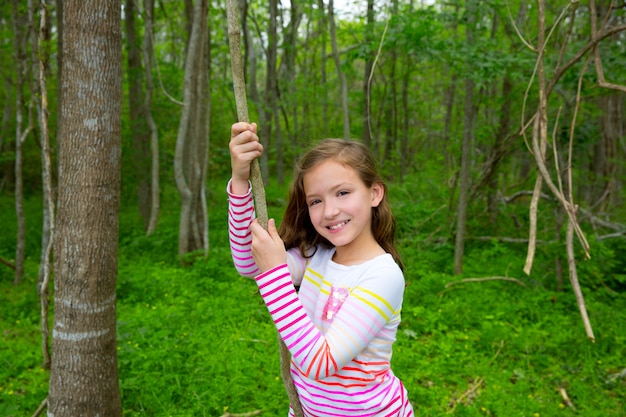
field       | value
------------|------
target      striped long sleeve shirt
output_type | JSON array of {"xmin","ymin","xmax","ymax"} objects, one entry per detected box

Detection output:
[{"xmin": 228, "ymin": 182, "xmax": 414, "ymax": 417}]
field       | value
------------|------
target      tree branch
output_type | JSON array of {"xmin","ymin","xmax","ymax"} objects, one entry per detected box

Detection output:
[
  {"xmin": 220, "ymin": 411, "xmax": 262, "ymax": 417},
  {"xmin": 445, "ymin": 276, "xmax": 526, "ymax": 288},
  {"xmin": 547, "ymin": 23, "xmax": 626, "ymax": 95},
  {"xmin": 0, "ymin": 256, "xmax": 16, "ymax": 270},
  {"xmin": 226, "ymin": 2, "xmax": 301, "ymax": 415},
  {"xmin": 31, "ymin": 396, "xmax": 47, "ymax": 417}
]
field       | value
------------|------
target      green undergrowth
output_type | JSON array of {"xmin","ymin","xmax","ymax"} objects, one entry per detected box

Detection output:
[{"xmin": 1, "ymin": 179, "xmax": 625, "ymax": 416}]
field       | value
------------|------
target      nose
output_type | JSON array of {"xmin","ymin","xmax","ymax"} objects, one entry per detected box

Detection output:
[{"xmin": 323, "ymin": 201, "xmax": 339, "ymax": 219}]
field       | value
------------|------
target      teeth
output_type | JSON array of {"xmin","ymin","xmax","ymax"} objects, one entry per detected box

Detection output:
[{"xmin": 328, "ymin": 221, "xmax": 348, "ymax": 230}]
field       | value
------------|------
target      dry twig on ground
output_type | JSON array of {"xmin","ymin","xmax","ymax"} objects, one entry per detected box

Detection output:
[{"xmin": 445, "ymin": 276, "xmax": 526, "ymax": 288}]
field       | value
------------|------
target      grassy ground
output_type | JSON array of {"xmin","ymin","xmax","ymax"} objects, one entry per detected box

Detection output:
[{"xmin": 1, "ymin": 180, "xmax": 625, "ymax": 416}]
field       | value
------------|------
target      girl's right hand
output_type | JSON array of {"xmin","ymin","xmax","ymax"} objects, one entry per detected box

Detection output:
[{"xmin": 229, "ymin": 122, "xmax": 262, "ymax": 195}]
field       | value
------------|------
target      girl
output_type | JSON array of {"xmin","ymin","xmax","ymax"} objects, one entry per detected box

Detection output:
[{"xmin": 228, "ymin": 122, "xmax": 413, "ymax": 416}]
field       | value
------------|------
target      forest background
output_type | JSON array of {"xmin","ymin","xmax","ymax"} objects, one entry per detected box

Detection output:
[{"xmin": 1, "ymin": 0, "xmax": 625, "ymax": 416}]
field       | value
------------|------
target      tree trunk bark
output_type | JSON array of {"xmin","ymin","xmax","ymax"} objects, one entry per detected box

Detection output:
[
  {"xmin": 329, "ymin": 0, "xmax": 350, "ymax": 139},
  {"xmin": 174, "ymin": 0, "xmax": 209, "ymax": 258},
  {"xmin": 362, "ymin": 0, "xmax": 374, "ymax": 147},
  {"xmin": 125, "ymin": 0, "xmax": 152, "ymax": 232},
  {"xmin": 317, "ymin": 0, "xmax": 329, "ymax": 137},
  {"xmin": 453, "ymin": 0, "xmax": 477, "ymax": 275},
  {"xmin": 267, "ymin": 0, "xmax": 282, "ymax": 184},
  {"xmin": 49, "ymin": 1, "xmax": 123, "ymax": 415},
  {"xmin": 11, "ymin": 0, "xmax": 28, "ymax": 285},
  {"xmin": 281, "ymin": 0, "xmax": 301, "ymax": 156},
  {"xmin": 36, "ymin": 0, "xmax": 54, "ymax": 370},
  {"xmin": 143, "ymin": 0, "xmax": 160, "ymax": 235}
]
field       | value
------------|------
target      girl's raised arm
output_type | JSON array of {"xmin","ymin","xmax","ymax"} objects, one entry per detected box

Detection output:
[{"xmin": 229, "ymin": 122, "xmax": 261, "ymax": 195}]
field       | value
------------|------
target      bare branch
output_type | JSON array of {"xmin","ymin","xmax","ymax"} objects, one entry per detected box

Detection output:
[
  {"xmin": 590, "ymin": 1, "xmax": 626, "ymax": 94},
  {"xmin": 566, "ymin": 218, "xmax": 595, "ymax": 341},
  {"xmin": 558, "ymin": 387, "xmax": 576, "ymax": 411},
  {"xmin": 505, "ymin": 0, "xmax": 536, "ymax": 52},
  {"xmin": 523, "ymin": 174, "xmax": 543, "ymax": 275},
  {"xmin": 0, "ymin": 256, "xmax": 16, "ymax": 270},
  {"xmin": 500, "ymin": 190, "xmax": 553, "ymax": 204},
  {"xmin": 469, "ymin": 236, "xmax": 550, "ymax": 244},
  {"xmin": 607, "ymin": 368, "xmax": 626, "ymax": 383},
  {"xmin": 226, "ymin": 2, "xmax": 300, "ymax": 415},
  {"xmin": 445, "ymin": 277, "xmax": 527, "ymax": 288},
  {"xmin": 220, "ymin": 411, "xmax": 262, "ymax": 417},
  {"xmin": 548, "ymin": 23, "xmax": 626, "ymax": 95},
  {"xmin": 595, "ymin": 231, "xmax": 626, "ymax": 241},
  {"xmin": 447, "ymin": 377, "xmax": 485, "ymax": 413},
  {"xmin": 31, "ymin": 396, "xmax": 47, "ymax": 417}
]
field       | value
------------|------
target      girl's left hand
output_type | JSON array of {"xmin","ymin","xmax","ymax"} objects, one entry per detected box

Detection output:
[{"xmin": 250, "ymin": 218, "xmax": 287, "ymax": 273}]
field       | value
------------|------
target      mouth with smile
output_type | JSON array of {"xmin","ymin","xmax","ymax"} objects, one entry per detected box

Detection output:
[{"xmin": 327, "ymin": 220, "xmax": 350, "ymax": 231}]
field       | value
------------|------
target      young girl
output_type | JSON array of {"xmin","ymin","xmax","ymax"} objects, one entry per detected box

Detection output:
[{"xmin": 228, "ymin": 122, "xmax": 413, "ymax": 416}]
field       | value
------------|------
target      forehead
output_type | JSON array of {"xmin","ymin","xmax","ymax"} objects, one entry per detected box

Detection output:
[{"xmin": 303, "ymin": 160, "xmax": 362, "ymax": 193}]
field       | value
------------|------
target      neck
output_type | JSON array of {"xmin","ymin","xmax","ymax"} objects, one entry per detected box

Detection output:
[{"xmin": 332, "ymin": 244, "xmax": 386, "ymax": 266}]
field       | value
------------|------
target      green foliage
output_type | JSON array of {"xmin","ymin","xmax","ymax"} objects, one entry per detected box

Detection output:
[
  {"xmin": 1, "ymin": 1, "xmax": 626, "ymax": 413},
  {"xmin": 2, "ymin": 177, "xmax": 626, "ymax": 416}
]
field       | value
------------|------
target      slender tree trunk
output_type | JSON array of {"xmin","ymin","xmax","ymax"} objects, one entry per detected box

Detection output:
[
  {"xmin": 37, "ymin": 0, "xmax": 54, "ymax": 369},
  {"xmin": 400, "ymin": 66, "xmax": 410, "ymax": 181},
  {"xmin": 28, "ymin": 0, "xmax": 54, "ymax": 290},
  {"xmin": 384, "ymin": 18, "xmax": 398, "ymax": 169},
  {"xmin": 0, "ymin": 78, "xmax": 13, "ymax": 189},
  {"xmin": 143, "ymin": 0, "xmax": 160, "ymax": 235},
  {"xmin": 453, "ymin": 0, "xmax": 477, "ymax": 275},
  {"xmin": 317, "ymin": 0, "xmax": 329, "ymax": 137},
  {"xmin": 443, "ymin": 1, "xmax": 460, "ymax": 174},
  {"xmin": 329, "ymin": 0, "xmax": 350, "ymax": 139},
  {"xmin": 175, "ymin": 0, "xmax": 209, "ymax": 258},
  {"xmin": 226, "ymin": 2, "xmax": 300, "ymax": 415},
  {"xmin": 362, "ymin": 0, "xmax": 374, "ymax": 147},
  {"xmin": 486, "ymin": 75, "xmax": 513, "ymax": 227},
  {"xmin": 267, "ymin": 0, "xmax": 282, "ymax": 184},
  {"xmin": 12, "ymin": 0, "xmax": 28, "ymax": 285},
  {"xmin": 592, "ymin": 93, "xmax": 622, "ymax": 211},
  {"xmin": 27, "ymin": 0, "xmax": 50, "ymax": 291},
  {"xmin": 125, "ymin": 0, "xmax": 152, "ymax": 231},
  {"xmin": 241, "ymin": 0, "xmax": 268, "ymax": 181},
  {"xmin": 49, "ymin": 1, "xmax": 123, "ymax": 415},
  {"xmin": 281, "ymin": 0, "xmax": 301, "ymax": 153}
]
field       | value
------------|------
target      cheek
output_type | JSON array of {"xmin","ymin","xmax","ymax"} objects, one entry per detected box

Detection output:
[{"xmin": 307, "ymin": 206, "xmax": 318, "ymax": 222}]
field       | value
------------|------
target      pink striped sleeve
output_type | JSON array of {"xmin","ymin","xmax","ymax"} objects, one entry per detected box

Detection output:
[
  {"xmin": 227, "ymin": 180, "xmax": 260, "ymax": 277},
  {"xmin": 255, "ymin": 265, "xmax": 334, "ymax": 379},
  {"xmin": 255, "ymin": 261, "xmax": 405, "ymax": 382}
]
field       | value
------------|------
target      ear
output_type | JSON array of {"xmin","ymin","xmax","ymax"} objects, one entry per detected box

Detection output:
[{"xmin": 370, "ymin": 182, "xmax": 384, "ymax": 208}]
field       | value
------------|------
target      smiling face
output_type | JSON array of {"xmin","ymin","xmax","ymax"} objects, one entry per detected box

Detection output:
[{"xmin": 303, "ymin": 159, "xmax": 385, "ymax": 265}]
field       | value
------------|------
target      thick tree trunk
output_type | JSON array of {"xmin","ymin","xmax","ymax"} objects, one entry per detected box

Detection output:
[{"xmin": 49, "ymin": 1, "xmax": 123, "ymax": 415}]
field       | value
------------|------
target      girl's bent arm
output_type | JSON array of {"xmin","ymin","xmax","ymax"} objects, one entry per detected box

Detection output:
[
  {"xmin": 255, "ymin": 261, "xmax": 404, "ymax": 380},
  {"xmin": 228, "ymin": 181, "xmax": 259, "ymax": 277},
  {"xmin": 228, "ymin": 180, "xmax": 306, "ymax": 280}
]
